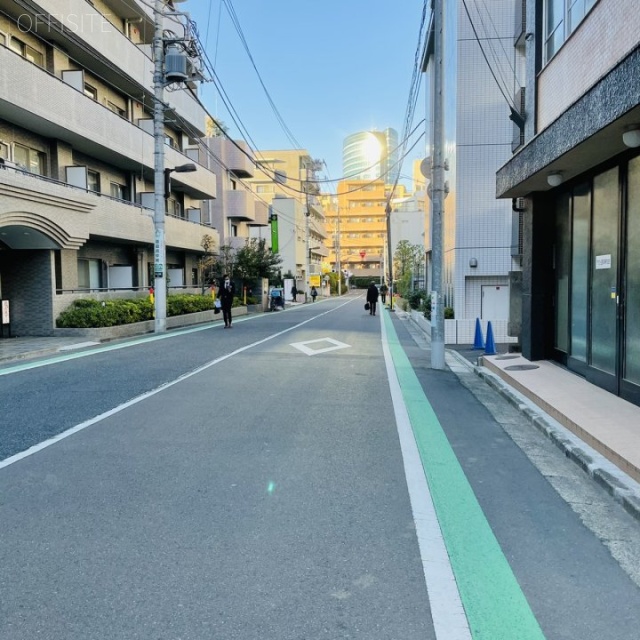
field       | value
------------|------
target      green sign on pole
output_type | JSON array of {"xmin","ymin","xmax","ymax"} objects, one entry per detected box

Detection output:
[{"xmin": 270, "ymin": 214, "xmax": 279, "ymax": 253}]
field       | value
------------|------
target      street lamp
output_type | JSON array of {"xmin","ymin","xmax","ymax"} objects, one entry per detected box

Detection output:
[{"xmin": 164, "ymin": 163, "xmax": 197, "ymax": 199}]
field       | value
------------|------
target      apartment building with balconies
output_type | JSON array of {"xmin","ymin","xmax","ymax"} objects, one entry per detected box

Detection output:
[
  {"xmin": 325, "ymin": 179, "xmax": 402, "ymax": 281},
  {"xmin": 0, "ymin": 0, "xmax": 217, "ymax": 335},
  {"xmin": 248, "ymin": 150, "xmax": 328, "ymax": 291},
  {"xmin": 497, "ymin": 0, "xmax": 640, "ymax": 407},
  {"xmin": 202, "ymin": 137, "xmax": 269, "ymax": 252}
]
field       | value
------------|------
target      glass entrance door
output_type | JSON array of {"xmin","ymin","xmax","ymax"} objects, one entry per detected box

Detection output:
[{"xmin": 588, "ymin": 167, "xmax": 619, "ymax": 393}]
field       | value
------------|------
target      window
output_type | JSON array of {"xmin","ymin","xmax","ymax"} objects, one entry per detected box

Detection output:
[
  {"xmin": 84, "ymin": 83, "xmax": 97, "ymax": 100},
  {"xmin": 256, "ymin": 184, "xmax": 275, "ymax": 194},
  {"xmin": 87, "ymin": 170, "xmax": 100, "ymax": 193},
  {"xmin": 0, "ymin": 141, "xmax": 8, "ymax": 161},
  {"xmin": 166, "ymin": 198, "xmax": 182, "ymax": 218},
  {"xmin": 14, "ymin": 143, "xmax": 46, "ymax": 175},
  {"xmin": 78, "ymin": 258, "xmax": 102, "ymax": 289},
  {"xmin": 544, "ymin": 0, "xmax": 598, "ymax": 62},
  {"xmin": 107, "ymin": 101, "xmax": 126, "ymax": 117},
  {"xmin": 110, "ymin": 182, "xmax": 127, "ymax": 200},
  {"xmin": 0, "ymin": 31, "xmax": 6, "ymax": 47},
  {"xmin": 10, "ymin": 37, "xmax": 43, "ymax": 67}
]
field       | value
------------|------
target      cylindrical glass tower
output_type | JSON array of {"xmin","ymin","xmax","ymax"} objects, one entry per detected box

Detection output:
[{"xmin": 342, "ymin": 128, "xmax": 399, "ymax": 182}]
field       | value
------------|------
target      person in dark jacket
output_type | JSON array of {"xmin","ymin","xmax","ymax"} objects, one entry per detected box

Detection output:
[
  {"xmin": 379, "ymin": 282, "xmax": 388, "ymax": 304},
  {"xmin": 366, "ymin": 281, "xmax": 379, "ymax": 316},
  {"xmin": 218, "ymin": 274, "xmax": 236, "ymax": 328}
]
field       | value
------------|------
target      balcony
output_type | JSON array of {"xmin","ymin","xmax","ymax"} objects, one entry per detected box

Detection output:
[
  {"xmin": 22, "ymin": 0, "xmax": 205, "ymax": 132},
  {"xmin": 0, "ymin": 165, "xmax": 210, "ymax": 253},
  {"xmin": 226, "ymin": 190, "xmax": 256, "ymax": 222},
  {"xmin": 0, "ymin": 48, "xmax": 216, "ymax": 200},
  {"xmin": 0, "ymin": 165, "xmax": 93, "ymax": 249},
  {"xmin": 252, "ymin": 200, "xmax": 269, "ymax": 226},
  {"xmin": 225, "ymin": 141, "xmax": 255, "ymax": 178},
  {"xmin": 206, "ymin": 138, "xmax": 256, "ymax": 178}
]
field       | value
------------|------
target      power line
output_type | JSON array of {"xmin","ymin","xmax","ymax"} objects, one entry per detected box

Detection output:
[{"xmin": 460, "ymin": 0, "xmax": 519, "ymax": 112}]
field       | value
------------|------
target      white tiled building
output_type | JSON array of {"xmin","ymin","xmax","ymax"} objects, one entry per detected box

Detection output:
[
  {"xmin": 422, "ymin": 0, "xmax": 522, "ymax": 326},
  {"xmin": 0, "ymin": 0, "xmax": 217, "ymax": 335}
]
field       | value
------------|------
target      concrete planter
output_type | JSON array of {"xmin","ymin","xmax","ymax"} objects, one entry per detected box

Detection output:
[
  {"xmin": 54, "ymin": 307, "xmax": 248, "ymax": 341},
  {"xmin": 408, "ymin": 309, "xmax": 518, "ymax": 345}
]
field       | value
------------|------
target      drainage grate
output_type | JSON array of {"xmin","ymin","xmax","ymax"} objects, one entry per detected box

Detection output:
[
  {"xmin": 504, "ymin": 364, "xmax": 540, "ymax": 371},
  {"xmin": 495, "ymin": 355, "xmax": 520, "ymax": 360}
]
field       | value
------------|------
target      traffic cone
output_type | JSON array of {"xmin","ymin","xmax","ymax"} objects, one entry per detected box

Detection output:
[
  {"xmin": 473, "ymin": 318, "xmax": 484, "ymax": 350},
  {"xmin": 484, "ymin": 321, "xmax": 497, "ymax": 355}
]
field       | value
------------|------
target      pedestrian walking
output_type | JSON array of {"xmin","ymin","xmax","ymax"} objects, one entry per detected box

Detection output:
[
  {"xmin": 311, "ymin": 286, "xmax": 318, "ymax": 302},
  {"xmin": 379, "ymin": 282, "xmax": 388, "ymax": 304},
  {"xmin": 291, "ymin": 283, "xmax": 298, "ymax": 302},
  {"xmin": 218, "ymin": 274, "xmax": 236, "ymax": 328},
  {"xmin": 366, "ymin": 281, "xmax": 379, "ymax": 316}
]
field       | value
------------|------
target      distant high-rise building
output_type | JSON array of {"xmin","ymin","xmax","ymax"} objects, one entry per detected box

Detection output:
[{"xmin": 342, "ymin": 129, "xmax": 399, "ymax": 183}]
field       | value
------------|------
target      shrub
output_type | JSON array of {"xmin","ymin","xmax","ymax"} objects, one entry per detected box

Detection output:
[
  {"xmin": 167, "ymin": 293, "xmax": 214, "ymax": 316},
  {"xmin": 407, "ymin": 289, "xmax": 428, "ymax": 310},
  {"xmin": 420, "ymin": 299, "xmax": 454, "ymax": 320},
  {"xmin": 56, "ymin": 294, "xmax": 214, "ymax": 328}
]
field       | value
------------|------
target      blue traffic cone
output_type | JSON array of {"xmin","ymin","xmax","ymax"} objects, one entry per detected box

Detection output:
[
  {"xmin": 484, "ymin": 321, "xmax": 497, "ymax": 355},
  {"xmin": 473, "ymin": 317, "xmax": 485, "ymax": 350}
]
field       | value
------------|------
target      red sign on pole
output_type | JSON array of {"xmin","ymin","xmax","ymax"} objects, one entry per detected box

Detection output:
[{"xmin": 359, "ymin": 250, "xmax": 366, "ymax": 259}]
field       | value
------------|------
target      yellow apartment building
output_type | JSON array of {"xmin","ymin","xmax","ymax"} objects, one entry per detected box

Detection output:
[{"xmin": 323, "ymin": 179, "xmax": 408, "ymax": 282}]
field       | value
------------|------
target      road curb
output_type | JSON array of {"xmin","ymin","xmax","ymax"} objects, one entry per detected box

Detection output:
[{"xmin": 446, "ymin": 349, "xmax": 640, "ymax": 525}]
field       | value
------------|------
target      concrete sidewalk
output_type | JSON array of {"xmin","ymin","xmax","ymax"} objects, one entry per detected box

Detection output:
[{"xmin": 397, "ymin": 311, "xmax": 640, "ymax": 523}]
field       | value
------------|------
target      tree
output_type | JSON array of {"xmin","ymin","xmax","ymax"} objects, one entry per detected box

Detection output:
[
  {"xmin": 393, "ymin": 240, "xmax": 424, "ymax": 298},
  {"xmin": 393, "ymin": 240, "xmax": 423, "ymax": 279},
  {"xmin": 215, "ymin": 244, "xmax": 236, "ymax": 281},
  {"xmin": 197, "ymin": 234, "xmax": 217, "ymax": 293},
  {"xmin": 234, "ymin": 238, "xmax": 283, "ymax": 288},
  {"xmin": 205, "ymin": 116, "xmax": 229, "ymax": 138}
]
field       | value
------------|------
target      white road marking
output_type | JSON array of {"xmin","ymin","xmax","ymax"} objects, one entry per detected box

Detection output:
[
  {"xmin": 289, "ymin": 337, "xmax": 351, "ymax": 356},
  {"xmin": 57, "ymin": 341, "xmax": 100, "ymax": 351},
  {"xmin": 380, "ymin": 313, "xmax": 472, "ymax": 640}
]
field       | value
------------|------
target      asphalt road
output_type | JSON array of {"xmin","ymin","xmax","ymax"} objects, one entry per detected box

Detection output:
[{"xmin": 1, "ymin": 293, "xmax": 640, "ymax": 639}]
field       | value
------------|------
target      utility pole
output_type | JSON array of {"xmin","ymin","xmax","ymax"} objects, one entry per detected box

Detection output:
[
  {"xmin": 153, "ymin": 0, "xmax": 167, "ymax": 333},
  {"xmin": 151, "ymin": 0, "xmax": 202, "ymax": 332},
  {"xmin": 335, "ymin": 205, "xmax": 342, "ymax": 296},
  {"xmin": 304, "ymin": 160, "xmax": 311, "ymax": 300},
  {"xmin": 431, "ymin": 0, "xmax": 446, "ymax": 369},
  {"xmin": 386, "ymin": 203, "xmax": 394, "ymax": 311}
]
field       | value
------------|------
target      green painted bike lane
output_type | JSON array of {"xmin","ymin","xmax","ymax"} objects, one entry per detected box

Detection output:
[{"xmin": 383, "ymin": 310, "xmax": 546, "ymax": 640}]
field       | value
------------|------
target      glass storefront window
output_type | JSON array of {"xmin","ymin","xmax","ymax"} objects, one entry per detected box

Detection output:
[
  {"xmin": 555, "ymin": 192, "xmax": 571, "ymax": 353},
  {"xmin": 624, "ymin": 157, "xmax": 640, "ymax": 386},
  {"xmin": 590, "ymin": 168, "xmax": 619, "ymax": 375},
  {"xmin": 571, "ymin": 183, "xmax": 590, "ymax": 362}
]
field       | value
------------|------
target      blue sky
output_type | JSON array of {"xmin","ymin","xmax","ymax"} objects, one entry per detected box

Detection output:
[{"xmin": 187, "ymin": 1, "xmax": 427, "ymax": 187}]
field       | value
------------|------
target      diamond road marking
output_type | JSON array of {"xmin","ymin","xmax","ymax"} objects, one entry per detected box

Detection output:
[{"xmin": 290, "ymin": 338, "xmax": 351, "ymax": 356}]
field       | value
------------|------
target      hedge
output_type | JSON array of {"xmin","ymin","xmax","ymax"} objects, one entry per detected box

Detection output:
[{"xmin": 56, "ymin": 294, "xmax": 217, "ymax": 328}]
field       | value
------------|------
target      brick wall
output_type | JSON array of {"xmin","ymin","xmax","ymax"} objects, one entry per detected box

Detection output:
[{"xmin": 0, "ymin": 250, "xmax": 55, "ymax": 336}]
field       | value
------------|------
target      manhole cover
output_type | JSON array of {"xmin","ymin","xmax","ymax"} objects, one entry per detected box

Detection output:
[
  {"xmin": 504, "ymin": 364, "xmax": 540, "ymax": 371},
  {"xmin": 495, "ymin": 355, "xmax": 520, "ymax": 360}
]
